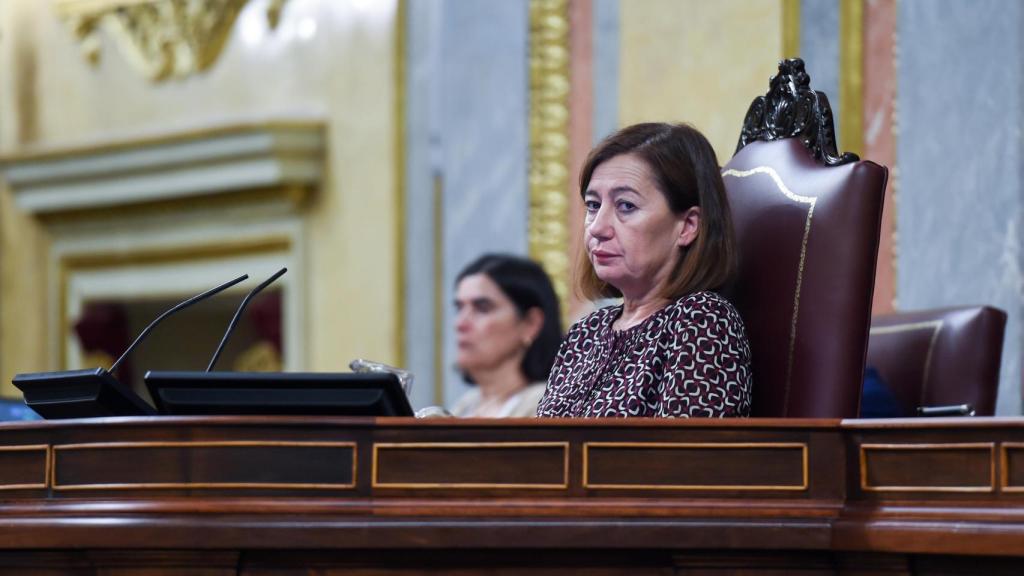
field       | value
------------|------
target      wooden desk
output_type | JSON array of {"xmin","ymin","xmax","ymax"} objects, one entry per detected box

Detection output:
[{"xmin": 1, "ymin": 416, "xmax": 1023, "ymax": 574}]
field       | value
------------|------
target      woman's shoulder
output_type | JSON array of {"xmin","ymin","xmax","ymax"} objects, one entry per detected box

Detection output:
[
  {"xmin": 670, "ymin": 290, "xmax": 740, "ymax": 314},
  {"xmin": 663, "ymin": 290, "xmax": 746, "ymax": 329}
]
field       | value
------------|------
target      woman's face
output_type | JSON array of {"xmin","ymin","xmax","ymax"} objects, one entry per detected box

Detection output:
[
  {"xmin": 584, "ymin": 153, "xmax": 700, "ymax": 299},
  {"xmin": 454, "ymin": 273, "xmax": 538, "ymax": 376}
]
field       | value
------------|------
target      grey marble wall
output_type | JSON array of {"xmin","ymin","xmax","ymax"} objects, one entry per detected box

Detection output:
[
  {"xmin": 404, "ymin": 0, "xmax": 530, "ymax": 410},
  {"xmin": 897, "ymin": 0, "xmax": 1023, "ymax": 414},
  {"xmin": 592, "ymin": 0, "xmax": 620, "ymax": 145},
  {"xmin": 800, "ymin": 0, "xmax": 841, "ymax": 145},
  {"xmin": 404, "ymin": 0, "xmax": 443, "ymax": 410}
]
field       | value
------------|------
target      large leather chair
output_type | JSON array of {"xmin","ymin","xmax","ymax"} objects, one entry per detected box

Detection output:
[
  {"xmin": 866, "ymin": 306, "xmax": 1007, "ymax": 416},
  {"xmin": 721, "ymin": 59, "xmax": 888, "ymax": 418}
]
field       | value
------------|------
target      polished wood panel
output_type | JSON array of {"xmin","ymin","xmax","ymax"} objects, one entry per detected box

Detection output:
[
  {"xmin": 583, "ymin": 442, "xmax": 807, "ymax": 491},
  {"xmin": 373, "ymin": 442, "xmax": 568, "ymax": 489},
  {"xmin": 0, "ymin": 444, "xmax": 48, "ymax": 490},
  {"xmin": 52, "ymin": 441, "xmax": 356, "ymax": 491},
  {"xmin": 1001, "ymin": 442, "xmax": 1024, "ymax": 492},
  {"xmin": 860, "ymin": 442, "xmax": 994, "ymax": 492},
  {"xmin": 1, "ymin": 416, "xmax": 1023, "ymax": 574}
]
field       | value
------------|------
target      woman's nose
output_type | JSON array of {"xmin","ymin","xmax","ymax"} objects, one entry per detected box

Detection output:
[
  {"xmin": 587, "ymin": 205, "xmax": 613, "ymax": 240},
  {"xmin": 455, "ymin": 310, "xmax": 471, "ymax": 332}
]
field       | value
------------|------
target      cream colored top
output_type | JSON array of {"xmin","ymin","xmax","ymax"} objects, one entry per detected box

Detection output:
[{"xmin": 450, "ymin": 382, "xmax": 547, "ymax": 418}]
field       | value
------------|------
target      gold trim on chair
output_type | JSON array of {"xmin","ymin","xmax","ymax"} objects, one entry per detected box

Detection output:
[
  {"xmin": 869, "ymin": 320, "xmax": 944, "ymax": 406},
  {"xmin": 51, "ymin": 441, "xmax": 357, "ymax": 491},
  {"xmin": 721, "ymin": 166, "xmax": 815, "ymax": 415}
]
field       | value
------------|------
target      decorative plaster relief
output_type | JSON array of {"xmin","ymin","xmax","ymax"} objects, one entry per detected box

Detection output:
[{"xmin": 55, "ymin": 0, "xmax": 288, "ymax": 81}]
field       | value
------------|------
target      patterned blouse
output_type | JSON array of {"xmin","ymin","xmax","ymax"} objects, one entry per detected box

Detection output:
[{"xmin": 536, "ymin": 291, "xmax": 752, "ymax": 418}]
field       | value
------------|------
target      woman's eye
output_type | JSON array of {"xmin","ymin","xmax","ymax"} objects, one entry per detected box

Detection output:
[
  {"xmin": 584, "ymin": 200, "xmax": 600, "ymax": 212},
  {"xmin": 617, "ymin": 201, "xmax": 637, "ymax": 212}
]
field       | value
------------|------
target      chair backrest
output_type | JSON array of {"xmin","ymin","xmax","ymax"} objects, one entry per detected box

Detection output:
[
  {"xmin": 867, "ymin": 306, "xmax": 1007, "ymax": 416},
  {"xmin": 721, "ymin": 59, "xmax": 888, "ymax": 418}
]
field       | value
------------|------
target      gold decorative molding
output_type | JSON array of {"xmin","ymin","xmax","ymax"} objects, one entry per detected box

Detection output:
[
  {"xmin": 394, "ymin": 0, "xmax": 407, "ymax": 369},
  {"xmin": 55, "ymin": 0, "xmax": 288, "ymax": 81},
  {"xmin": 528, "ymin": 0, "xmax": 571, "ymax": 319},
  {"xmin": 839, "ymin": 0, "xmax": 864, "ymax": 157},
  {"xmin": 782, "ymin": 0, "xmax": 800, "ymax": 59}
]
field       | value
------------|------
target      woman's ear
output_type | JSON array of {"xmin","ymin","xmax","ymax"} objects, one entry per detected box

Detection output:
[
  {"xmin": 677, "ymin": 206, "xmax": 701, "ymax": 247},
  {"xmin": 521, "ymin": 307, "xmax": 545, "ymax": 345}
]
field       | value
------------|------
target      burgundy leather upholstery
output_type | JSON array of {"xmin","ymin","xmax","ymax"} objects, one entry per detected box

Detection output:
[
  {"xmin": 721, "ymin": 139, "xmax": 888, "ymax": 418},
  {"xmin": 867, "ymin": 306, "xmax": 1007, "ymax": 416}
]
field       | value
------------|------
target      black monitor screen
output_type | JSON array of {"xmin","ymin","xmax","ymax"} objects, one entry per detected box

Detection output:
[{"xmin": 145, "ymin": 371, "xmax": 414, "ymax": 417}]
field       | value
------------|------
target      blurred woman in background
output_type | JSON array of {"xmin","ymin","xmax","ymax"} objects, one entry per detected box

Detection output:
[{"xmin": 450, "ymin": 254, "xmax": 563, "ymax": 417}]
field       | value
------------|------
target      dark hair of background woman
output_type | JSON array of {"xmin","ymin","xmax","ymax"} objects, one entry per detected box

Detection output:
[
  {"xmin": 456, "ymin": 254, "xmax": 564, "ymax": 383},
  {"xmin": 576, "ymin": 122, "xmax": 737, "ymax": 300}
]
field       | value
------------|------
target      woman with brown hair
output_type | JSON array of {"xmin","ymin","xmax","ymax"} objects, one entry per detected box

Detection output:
[{"xmin": 536, "ymin": 123, "xmax": 752, "ymax": 418}]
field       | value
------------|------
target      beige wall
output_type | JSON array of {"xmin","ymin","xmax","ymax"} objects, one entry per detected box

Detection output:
[
  {"xmin": 619, "ymin": 0, "xmax": 783, "ymax": 163},
  {"xmin": 0, "ymin": 0, "xmax": 401, "ymax": 396}
]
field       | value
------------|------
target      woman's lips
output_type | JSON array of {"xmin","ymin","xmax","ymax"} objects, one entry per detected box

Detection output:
[{"xmin": 591, "ymin": 249, "xmax": 618, "ymax": 263}]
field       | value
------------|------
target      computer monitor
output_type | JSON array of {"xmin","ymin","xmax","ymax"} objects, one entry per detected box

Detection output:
[
  {"xmin": 145, "ymin": 371, "xmax": 414, "ymax": 417},
  {"xmin": 13, "ymin": 368, "xmax": 156, "ymax": 419}
]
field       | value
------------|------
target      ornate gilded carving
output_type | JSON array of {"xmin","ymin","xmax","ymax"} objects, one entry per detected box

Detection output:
[
  {"xmin": 528, "ymin": 0, "xmax": 571, "ymax": 317},
  {"xmin": 736, "ymin": 58, "xmax": 858, "ymax": 166},
  {"xmin": 55, "ymin": 0, "xmax": 288, "ymax": 81}
]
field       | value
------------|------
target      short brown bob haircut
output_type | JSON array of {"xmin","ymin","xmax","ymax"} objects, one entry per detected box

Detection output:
[{"xmin": 576, "ymin": 122, "xmax": 737, "ymax": 301}]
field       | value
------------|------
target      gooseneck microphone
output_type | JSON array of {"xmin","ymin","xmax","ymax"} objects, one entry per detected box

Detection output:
[
  {"xmin": 13, "ymin": 273, "xmax": 249, "ymax": 419},
  {"xmin": 110, "ymin": 274, "xmax": 250, "ymax": 374},
  {"xmin": 206, "ymin": 267, "xmax": 287, "ymax": 372}
]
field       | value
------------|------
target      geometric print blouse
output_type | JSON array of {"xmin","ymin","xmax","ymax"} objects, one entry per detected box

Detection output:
[{"xmin": 536, "ymin": 291, "xmax": 752, "ymax": 418}]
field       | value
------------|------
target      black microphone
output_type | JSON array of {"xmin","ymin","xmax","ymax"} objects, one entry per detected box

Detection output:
[
  {"xmin": 206, "ymin": 267, "xmax": 287, "ymax": 372},
  {"xmin": 13, "ymin": 273, "xmax": 249, "ymax": 419}
]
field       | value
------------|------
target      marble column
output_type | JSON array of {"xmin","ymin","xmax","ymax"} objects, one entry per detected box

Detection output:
[
  {"xmin": 591, "ymin": 0, "xmax": 619, "ymax": 145},
  {"xmin": 405, "ymin": 0, "xmax": 530, "ymax": 410},
  {"xmin": 897, "ymin": 0, "xmax": 1023, "ymax": 414},
  {"xmin": 800, "ymin": 0, "xmax": 841, "ymax": 147}
]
